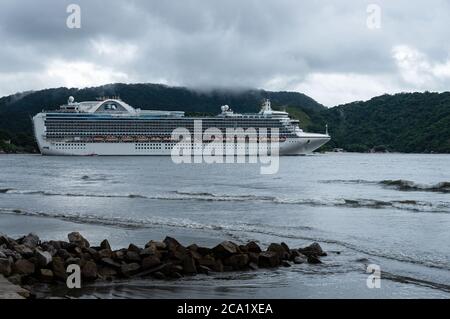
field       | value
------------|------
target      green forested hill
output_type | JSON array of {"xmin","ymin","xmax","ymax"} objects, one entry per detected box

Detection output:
[
  {"xmin": 1, "ymin": 83, "xmax": 450, "ymax": 153},
  {"xmin": 306, "ymin": 92, "xmax": 450, "ymax": 153}
]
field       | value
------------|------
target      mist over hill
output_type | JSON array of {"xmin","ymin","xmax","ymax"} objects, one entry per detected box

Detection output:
[{"xmin": 0, "ymin": 83, "xmax": 449, "ymax": 153}]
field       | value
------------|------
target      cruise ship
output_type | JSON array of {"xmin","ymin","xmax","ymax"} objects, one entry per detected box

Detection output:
[{"xmin": 32, "ymin": 97, "xmax": 330, "ymax": 156}]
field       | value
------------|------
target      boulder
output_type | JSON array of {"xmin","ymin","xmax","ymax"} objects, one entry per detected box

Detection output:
[
  {"xmin": 196, "ymin": 246, "xmax": 212, "ymax": 256},
  {"xmin": 65, "ymin": 257, "xmax": 81, "ymax": 266},
  {"xmin": 281, "ymin": 260, "xmax": 291, "ymax": 267},
  {"xmin": 258, "ymin": 251, "xmax": 279, "ymax": 268},
  {"xmin": 13, "ymin": 244, "xmax": 34, "ymax": 258},
  {"xmin": 197, "ymin": 255, "xmax": 216, "ymax": 267},
  {"xmin": 128, "ymin": 243, "xmax": 141, "ymax": 253},
  {"xmin": 13, "ymin": 259, "xmax": 35, "ymax": 275},
  {"xmin": 56, "ymin": 249, "xmax": 71, "ymax": 260},
  {"xmin": 100, "ymin": 257, "xmax": 121, "ymax": 269},
  {"xmin": 139, "ymin": 246, "xmax": 158, "ymax": 257},
  {"xmin": 293, "ymin": 254, "xmax": 308, "ymax": 264},
  {"xmin": 81, "ymin": 261, "xmax": 98, "ymax": 280},
  {"xmin": 126, "ymin": 251, "xmax": 141, "ymax": 262},
  {"xmin": 40, "ymin": 242, "xmax": 58, "ymax": 256},
  {"xmin": 163, "ymin": 237, "xmax": 183, "ymax": 252},
  {"xmin": 248, "ymin": 262, "xmax": 259, "ymax": 271},
  {"xmin": 307, "ymin": 255, "xmax": 322, "ymax": 264},
  {"xmin": 267, "ymin": 243, "xmax": 289, "ymax": 260},
  {"xmin": 223, "ymin": 254, "xmax": 249, "ymax": 270},
  {"xmin": 248, "ymin": 252, "xmax": 259, "ymax": 264},
  {"xmin": 299, "ymin": 242, "xmax": 327, "ymax": 257},
  {"xmin": 51, "ymin": 257, "xmax": 67, "ymax": 281},
  {"xmin": 0, "ymin": 257, "xmax": 12, "ymax": 276},
  {"xmin": 39, "ymin": 269, "xmax": 54, "ymax": 282},
  {"xmin": 197, "ymin": 265, "xmax": 210, "ymax": 274},
  {"xmin": 182, "ymin": 256, "xmax": 197, "ymax": 274},
  {"xmin": 212, "ymin": 241, "xmax": 239, "ymax": 257},
  {"xmin": 245, "ymin": 241, "xmax": 262, "ymax": 253},
  {"xmin": 152, "ymin": 271, "xmax": 165, "ymax": 279},
  {"xmin": 98, "ymin": 266, "xmax": 117, "ymax": 279},
  {"xmin": 211, "ymin": 260, "xmax": 224, "ymax": 272},
  {"xmin": 145, "ymin": 240, "xmax": 166, "ymax": 250},
  {"xmin": 20, "ymin": 233, "xmax": 40, "ymax": 248},
  {"xmin": 100, "ymin": 239, "xmax": 112, "ymax": 251},
  {"xmin": 120, "ymin": 263, "xmax": 141, "ymax": 277},
  {"xmin": 98, "ymin": 249, "xmax": 112, "ymax": 259},
  {"xmin": 68, "ymin": 232, "xmax": 90, "ymax": 248},
  {"xmin": 35, "ymin": 249, "xmax": 53, "ymax": 267},
  {"xmin": 142, "ymin": 255, "xmax": 161, "ymax": 270}
]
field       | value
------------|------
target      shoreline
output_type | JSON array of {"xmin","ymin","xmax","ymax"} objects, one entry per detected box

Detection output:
[{"xmin": 0, "ymin": 232, "xmax": 329, "ymax": 299}]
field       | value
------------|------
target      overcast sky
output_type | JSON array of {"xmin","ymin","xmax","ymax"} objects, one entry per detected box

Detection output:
[{"xmin": 1, "ymin": 0, "xmax": 450, "ymax": 106}]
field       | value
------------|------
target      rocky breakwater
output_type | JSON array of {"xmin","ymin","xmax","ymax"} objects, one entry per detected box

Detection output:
[{"xmin": 0, "ymin": 232, "xmax": 327, "ymax": 296}]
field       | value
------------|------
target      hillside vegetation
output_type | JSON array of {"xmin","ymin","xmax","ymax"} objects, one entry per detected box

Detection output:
[{"xmin": 1, "ymin": 83, "xmax": 449, "ymax": 153}]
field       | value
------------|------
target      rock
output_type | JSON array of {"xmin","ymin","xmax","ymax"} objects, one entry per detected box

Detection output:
[
  {"xmin": 39, "ymin": 269, "xmax": 54, "ymax": 281},
  {"xmin": 98, "ymin": 267, "xmax": 117, "ymax": 279},
  {"xmin": 152, "ymin": 271, "xmax": 165, "ymax": 279},
  {"xmin": 281, "ymin": 242, "xmax": 290, "ymax": 252},
  {"xmin": 0, "ymin": 257, "xmax": 12, "ymax": 276},
  {"xmin": 41, "ymin": 242, "xmax": 58, "ymax": 256},
  {"xmin": 0, "ymin": 250, "xmax": 6, "ymax": 259},
  {"xmin": 197, "ymin": 255, "xmax": 216, "ymax": 267},
  {"xmin": 121, "ymin": 263, "xmax": 140, "ymax": 277},
  {"xmin": 112, "ymin": 250, "xmax": 126, "ymax": 261},
  {"xmin": 145, "ymin": 240, "xmax": 166, "ymax": 250},
  {"xmin": 128, "ymin": 243, "xmax": 141, "ymax": 253},
  {"xmin": 51, "ymin": 257, "xmax": 67, "ymax": 281},
  {"xmin": 223, "ymin": 254, "xmax": 249, "ymax": 270},
  {"xmin": 293, "ymin": 254, "xmax": 307, "ymax": 264},
  {"xmin": 68, "ymin": 232, "xmax": 90, "ymax": 248},
  {"xmin": 13, "ymin": 259, "xmax": 35, "ymax": 275},
  {"xmin": 299, "ymin": 242, "xmax": 327, "ymax": 257},
  {"xmin": 139, "ymin": 246, "xmax": 157, "ymax": 257},
  {"xmin": 212, "ymin": 241, "xmax": 239, "ymax": 257},
  {"xmin": 98, "ymin": 249, "xmax": 112, "ymax": 259},
  {"xmin": 142, "ymin": 255, "xmax": 161, "ymax": 270},
  {"xmin": 81, "ymin": 261, "xmax": 98, "ymax": 280},
  {"xmin": 56, "ymin": 249, "xmax": 71, "ymax": 260},
  {"xmin": 209, "ymin": 260, "xmax": 222, "ymax": 272},
  {"xmin": 163, "ymin": 237, "xmax": 183, "ymax": 252},
  {"xmin": 258, "ymin": 251, "xmax": 279, "ymax": 268},
  {"xmin": 13, "ymin": 244, "xmax": 34, "ymax": 258},
  {"xmin": 100, "ymin": 258, "xmax": 121, "ymax": 269},
  {"xmin": 248, "ymin": 252, "xmax": 259, "ymax": 264},
  {"xmin": 196, "ymin": 246, "xmax": 212, "ymax": 256},
  {"xmin": 100, "ymin": 239, "xmax": 111, "ymax": 251},
  {"xmin": 248, "ymin": 262, "xmax": 259, "ymax": 271},
  {"xmin": 20, "ymin": 233, "xmax": 40, "ymax": 248},
  {"xmin": 126, "ymin": 251, "xmax": 141, "ymax": 262},
  {"xmin": 0, "ymin": 234, "xmax": 11, "ymax": 246},
  {"xmin": 65, "ymin": 257, "xmax": 81, "ymax": 265},
  {"xmin": 267, "ymin": 243, "xmax": 289, "ymax": 260},
  {"xmin": 187, "ymin": 244, "xmax": 198, "ymax": 251},
  {"xmin": 245, "ymin": 241, "xmax": 262, "ymax": 253},
  {"xmin": 35, "ymin": 249, "xmax": 52, "ymax": 267},
  {"xmin": 307, "ymin": 255, "xmax": 322, "ymax": 264},
  {"xmin": 281, "ymin": 260, "xmax": 291, "ymax": 267},
  {"xmin": 6, "ymin": 274, "xmax": 23, "ymax": 285},
  {"xmin": 170, "ymin": 272, "xmax": 183, "ymax": 279},
  {"xmin": 197, "ymin": 265, "xmax": 210, "ymax": 274},
  {"xmin": 182, "ymin": 256, "xmax": 197, "ymax": 274}
]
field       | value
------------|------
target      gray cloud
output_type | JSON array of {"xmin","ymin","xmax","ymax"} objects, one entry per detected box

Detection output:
[{"xmin": 0, "ymin": 0, "xmax": 450, "ymax": 105}]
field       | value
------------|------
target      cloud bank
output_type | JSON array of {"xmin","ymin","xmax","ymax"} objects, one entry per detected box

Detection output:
[{"xmin": 0, "ymin": 0, "xmax": 450, "ymax": 105}]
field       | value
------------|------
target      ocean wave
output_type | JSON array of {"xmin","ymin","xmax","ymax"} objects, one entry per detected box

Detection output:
[
  {"xmin": 322, "ymin": 179, "xmax": 450, "ymax": 193},
  {"xmin": 1, "ymin": 207, "xmax": 449, "ymax": 272},
  {"xmin": 1, "ymin": 187, "xmax": 449, "ymax": 213},
  {"xmin": 380, "ymin": 180, "xmax": 450, "ymax": 193}
]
